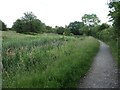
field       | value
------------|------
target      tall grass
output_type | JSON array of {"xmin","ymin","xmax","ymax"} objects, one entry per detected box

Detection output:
[
  {"xmin": 0, "ymin": 31, "xmax": 2, "ymax": 89},
  {"xmin": 106, "ymin": 40, "xmax": 119, "ymax": 68},
  {"xmin": 2, "ymin": 31, "xmax": 99, "ymax": 88}
]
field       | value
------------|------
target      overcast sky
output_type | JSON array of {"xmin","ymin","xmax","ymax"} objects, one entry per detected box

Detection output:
[{"xmin": 0, "ymin": 0, "xmax": 110, "ymax": 28}]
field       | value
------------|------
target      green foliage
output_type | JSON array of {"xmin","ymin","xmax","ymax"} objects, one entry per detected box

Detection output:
[
  {"xmin": 80, "ymin": 25, "xmax": 89, "ymax": 35},
  {"xmin": 82, "ymin": 14, "xmax": 100, "ymax": 26},
  {"xmin": 108, "ymin": 1, "xmax": 120, "ymax": 69},
  {"xmin": 89, "ymin": 23, "xmax": 110, "ymax": 37},
  {"xmin": 54, "ymin": 26, "xmax": 71, "ymax": 36},
  {"xmin": 2, "ymin": 31, "xmax": 99, "ymax": 88},
  {"xmin": 12, "ymin": 12, "xmax": 45, "ymax": 33},
  {"xmin": 55, "ymin": 26, "xmax": 65, "ymax": 35},
  {"xmin": 97, "ymin": 27, "xmax": 115, "ymax": 41},
  {"xmin": 99, "ymin": 23, "xmax": 110, "ymax": 31},
  {"xmin": 63, "ymin": 26, "xmax": 71, "ymax": 36},
  {"xmin": 45, "ymin": 26, "xmax": 54, "ymax": 33},
  {"xmin": 2, "ymin": 22, "xmax": 7, "ymax": 31},
  {"xmin": 90, "ymin": 26, "xmax": 99, "ymax": 37},
  {"xmin": 68, "ymin": 21, "xmax": 84, "ymax": 35},
  {"xmin": 81, "ymin": 14, "xmax": 101, "ymax": 36},
  {"xmin": 108, "ymin": 1, "xmax": 120, "ymax": 38},
  {"xmin": 118, "ymin": 38, "xmax": 120, "ymax": 69},
  {"xmin": 0, "ymin": 20, "xmax": 7, "ymax": 31},
  {"xmin": 85, "ymin": 22, "xmax": 110, "ymax": 37},
  {"xmin": 12, "ymin": 19, "xmax": 23, "ymax": 33}
]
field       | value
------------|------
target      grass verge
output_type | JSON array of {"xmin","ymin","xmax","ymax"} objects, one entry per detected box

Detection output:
[{"xmin": 2, "ymin": 31, "xmax": 100, "ymax": 88}]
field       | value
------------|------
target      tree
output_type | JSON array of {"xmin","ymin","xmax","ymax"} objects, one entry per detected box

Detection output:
[
  {"xmin": 12, "ymin": 12, "xmax": 45, "ymax": 33},
  {"xmin": 108, "ymin": 1, "xmax": 120, "ymax": 68},
  {"xmin": 55, "ymin": 26, "xmax": 65, "ymax": 35},
  {"xmin": 81, "ymin": 14, "xmax": 100, "ymax": 36},
  {"xmin": 90, "ymin": 25, "xmax": 100, "ymax": 37},
  {"xmin": 0, "ymin": 20, "xmax": 7, "ymax": 31},
  {"xmin": 99, "ymin": 23, "xmax": 110, "ymax": 31},
  {"xmin": 82, "ymin": 25, "xmax": 92, "ymax": 36},
  {"xmin": 22, "ymin": 12, "xmax": 37, "ymax": 22},
  {"xmin": 63, "ymin": 25, "xmax": 71, "ymax": 36},
  {"xmin": 82, "ymin": 14, "xmax": 100, "ymax": 26},
  {"xmin": 68, "ymin": 21, "xmax": 84, "ymax": 35},
  {"xmin": 2, "ymin": 21, "xmax": 7, "ymax": 31},
  {"xmin": 0, "ymin": 20, "xmax": 2, "ymax": 31},
  {"xmin": 45, "ymin": 26, "xmax": 54, "ymax": 33},
  {"xmin": 12, "ymin": 19, "xmax": 24, "ymax": 33},
  {"xmin": 108, "ymin": 1, "xmax": 120, "ymax": 38},
  {"xmin": 31, "ymin": 19, "xmax": 46, "ymax": 33}
]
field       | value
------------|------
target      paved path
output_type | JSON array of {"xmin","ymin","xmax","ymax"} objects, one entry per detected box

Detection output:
[{"xmin": 79, "ymin": 40, "xmax": 118, "ymax": 88}]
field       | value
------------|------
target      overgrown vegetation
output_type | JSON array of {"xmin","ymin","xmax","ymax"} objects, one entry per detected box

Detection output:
[
  {"xmin": 2, "ymin": 31, "xmax": 99, "ymax": 88},
  {"xmin": 10, "ymin": 12, "xmax": 101, "ymax": 36},
  {"xmin": 0, "ymin": 20, "xmax": 7, "ymax": 31},
  {"xmin": 12, "ymin": 12, "xmax": 46, "ymax": 33},
  {"xmin": 1, "ymin": 0, "xmax": 119, "ymax": 88},
  {"xmin": 96, "ymin": 27, "xmax": 118, "ymax": 61},
  {"xmin": 108, "ymin": 1, "xmax": 120, "ymax": 69}
]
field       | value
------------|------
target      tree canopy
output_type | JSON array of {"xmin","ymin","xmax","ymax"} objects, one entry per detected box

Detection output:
[
  {"xmin": 108, "ymin": 1, "xmax": 120, "ymax": 37},
  {"xmin": 0, "ymin": 20, "xmax": 7, "ymax": 31},
  {"xmin": 68, "ymin": 21, "xmax": 84, "ymax": 35},
  {"xmin": 12, "ymin": 12, "xmax": 45, "ymax": 33},
  {"xmin": 82, "ymin": 14, "xmax": 100, "ymax": 26}
]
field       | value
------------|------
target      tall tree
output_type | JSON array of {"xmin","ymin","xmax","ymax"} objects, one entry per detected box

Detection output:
[
  {"xmin": 22, "ymin": 12, "xmax": 37, "ymax": 22},
  {"xmin": 12, "ymin": 19, "xmax": 24, "ymax": 33},
  {"xmin": 55, "ymin": 26, "xmax": 65, "ymax": 35},
  {"xmin": 82, "ymin": 14, "xmax": 100, "ymax": 26},
  {"xmin": 63, "ymin": 25, "xmax": 71, "ymax": 36},
  {"xmin": 0, "ymin": 21, "xmax": 7, "ymax": 31},
  {"xmin": 45, "ymin": 26, "xmax": 53, "ymax": 33},
  {"xmin": 12, "ymin": 12, "xmax": 45, "ymax": 33},
  {"xmin": 108, "ymin": 1, "xmax": 120, "ymax": 37},
  {"xmin": 68, "ymin": 21, "xmax": 84, "ymax": 35},
  {"xmin": 81, "ymin": 14, "xmax": 100, "ymax": 36}
]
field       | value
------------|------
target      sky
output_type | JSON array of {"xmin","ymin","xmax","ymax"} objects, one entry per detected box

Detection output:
[{"xmin": 0, "ymin": 0, "xmax": 110, "ymax": 28}]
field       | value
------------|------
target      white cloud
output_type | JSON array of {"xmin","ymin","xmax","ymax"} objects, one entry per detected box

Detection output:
[{"xmin": 0, "ymin": 0, "xmax": 110, "ymax": 28}]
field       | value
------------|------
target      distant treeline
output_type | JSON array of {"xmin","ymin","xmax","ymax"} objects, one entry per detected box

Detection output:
[
  {"xmin": 0, "ymin": 12, "xmax": 112, "ymax": 37},
  {"xmin": 1, "ymin": 1, "xmax": 119, "ymax": 41}
]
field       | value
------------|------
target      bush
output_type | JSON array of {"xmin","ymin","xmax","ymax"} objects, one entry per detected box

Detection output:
[
  {"xmin": 12, "ymin": 12, "xmax": 45, "ymax": 33},
  {"xmin": 56, "ymin": 26, "xmax": 65, "ymax": 35},
  {"xmin": 0, "ymin": 20, "xmax": 7, "ymax": 31}
]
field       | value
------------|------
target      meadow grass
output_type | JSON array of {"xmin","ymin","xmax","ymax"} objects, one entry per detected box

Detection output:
[
  {"xmin": 106, "ymin": 40, "xmax": 119, "ymax": 69},
  {"xmin": 2, "ymin": 31, "xmax": 100, "ymax": 88}
]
